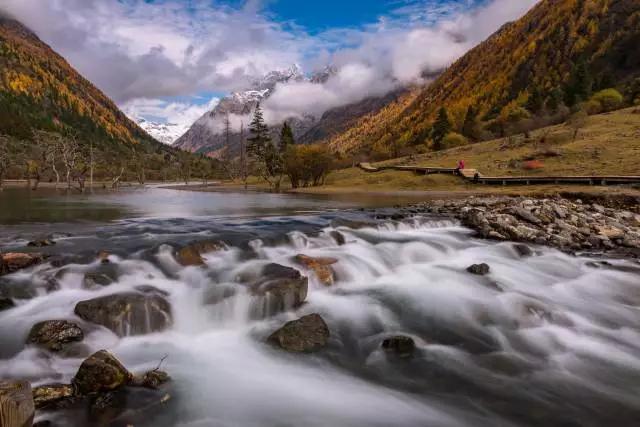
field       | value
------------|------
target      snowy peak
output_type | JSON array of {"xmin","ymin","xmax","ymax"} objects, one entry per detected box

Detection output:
[
  {"xmin": 251, "ymin": 63, "xmax": 305, "ymax": 91},
  {"xmin": 136, "ymin": 117, "xmax": 188, "ymax": 145}
]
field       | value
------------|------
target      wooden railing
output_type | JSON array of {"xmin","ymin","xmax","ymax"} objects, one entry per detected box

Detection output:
[{"xmin": 357, "ymin": 163, "xmax": 640, "ymax": 186}]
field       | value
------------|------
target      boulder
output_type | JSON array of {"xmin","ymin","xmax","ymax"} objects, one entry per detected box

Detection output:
[
  {"xmin": 381, "ymin": 335, "xmax": 416, "ymax": 358},
  {"xmin": 72, "ymin": 350, "xmax": 132, "ymax": 395},
  {"xmin": 250, "ymin": 264, "xmax": 308, "ymax": 317},
  {"xmin": 0, "ymin": 380, "xmax": 34, "ymax": 427},
  {"xmin": 82, "ymin": 264, "xmax": 119, "ymax": 289},
  {"xmin": 268, "ymin": 314, "xmax": 330, "ymax": 352},
  {"xmin": 74, "ymin": 292, "xmax": 172, "ymax": 337},
  {"xmin": 0, "ymin": 252, "xmax": 45, "ymax": 276},
  {"xmin": 294, "ymin": 254, "xmax": 338, "ymax": 286},
  {"xmin": 97, "ymin": 251, "xmax": 111, "ymax": 264},
  {"xmin": 27, "ymin": 320, "xmax": 84, "ymax": 352},
  {"xmin": 513, "ymin": 244, "xmax": 534, "ymax": 257},
  {"xmin": 0, "ymin": 297, "xmax": 15, "ymax": 311},
  {"xmin": 330, "ymin": 231, "xmax": 346, "ymax": 246},
  {"xmin": 27, "ymin": 239, "xmax": 56, "ymax": 248},
  {"xmin": 130, "ymin": 370, "xmax": 171, "ymax": 389},
  {"xmin": 32, "ymin": 384, "xmax": 75, "ymax": 410},
  {"xmin": 175, "ymin": 240, "xmax": 225, "ymax": 266},
  {"xmin": 466, "ymin": 263, "xmax": 490, "ymax": 276}
]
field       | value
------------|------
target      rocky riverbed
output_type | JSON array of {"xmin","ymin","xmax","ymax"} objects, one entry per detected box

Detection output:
[
  {"xmin": 1, "ymin": 195, "xmax": 640, "ymax": 426},
  {"xmin": 400, "ymin": 195, "xmax": 640, "ymax": 258}
]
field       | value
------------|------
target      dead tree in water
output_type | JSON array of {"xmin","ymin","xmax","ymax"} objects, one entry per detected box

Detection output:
[{"xmin": 60, "ymin": 134, "xmax": 80, "ymax": 191}]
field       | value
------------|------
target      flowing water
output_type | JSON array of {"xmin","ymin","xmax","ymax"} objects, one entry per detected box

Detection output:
[{"xmin": 1, "ymin": 187, "xmax": 640, "ymax": 426}]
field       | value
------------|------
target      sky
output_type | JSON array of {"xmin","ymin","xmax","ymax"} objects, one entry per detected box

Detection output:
[{"xmin": 0, "ymin": 0, "xmax": 539, "ymax": 134}]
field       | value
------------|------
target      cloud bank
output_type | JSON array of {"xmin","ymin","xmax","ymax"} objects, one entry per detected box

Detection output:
[{"xmin": 0, "ymin": 0, "xmax": 539, "ymax": 131}]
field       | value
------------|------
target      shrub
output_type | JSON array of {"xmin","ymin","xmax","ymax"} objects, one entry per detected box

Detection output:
[
  {"xmin": 589, "ymin": 88, "xmax": 624, "ymax": 112},
  {"xmin": 441, "ymin": 132, "xmax": 468, "ymax": 150}
]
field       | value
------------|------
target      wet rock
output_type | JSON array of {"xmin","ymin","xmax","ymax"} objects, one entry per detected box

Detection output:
[
  {"xmin": 135, "ymin": 285, "xmax": 170, "ymax": 297},
  {"xmin": 72, "ymin": 350, "xmax": 132, "ymax": 395},
  {"xmin": 250, "ymin": 264, "xmax": 308, "ymax": 317},
  {"xmin": 330, "ymin": 230, "xmax": 346, "ymax": 246},
  {"xmin": 82, "ymin": 264, "xmax": 119, "ymax": 289},
  {"xmin": 87, "ymin": 386, "xmax": 171, "ymax": 426},
  {"xmin": 175, "ymin": 240, "xmax": 225, "ymax": 266},
  {"xmin": 33, "ymin": 421, "xmax": 57, "ymax": 427},
  {"xmin": 512, "ymin": 207, "xmax": 541, "ymax": 225},
  {"xmin": 32, "ymin": 384, "xmax": 75, "ymax": 410},
  {"xmin": 74, "ymin": 292, "xmax": 172, "ymax": 337},
  {"xmin": 513, "ymin": 244, "xmax": 534, "ymax": 258},
  {"xmin": 466, "ymin": 263, "xmax": 490, "ymax": 276},
  {"xmin": 97, "ymin": 251, "xmax": 111, "ymax": 263},
  {"xmin": 268, "ymin": 314, "xmax": 330, "ymax": 352},
  {"xmin": 27, "ymin": 239, "xmax": 56, "ymax": 248},
  {"xmin": 0, "ymin": 380, "xmax": 34, "ymax": 427},
  {"xmin": 0, "ymin": 252, "xmax": 45, "ymax": 276},
  {"xmin": 0, "ymin": 297, "xmax": 15, "ymax": 311},
  {"xmin": 381, "ymin": 335, "xmax": 416, "ymax": 358},
  {"xmin": 294, "ymin": 254, "xmax": 338, "ymax": 286},
  {"xmin": 27, "ymin": 320, "xmax": 84, "ymax": 352},
  {"xmin": 130, "ymin": 370, "xmax": 171, "ymax": 389}
]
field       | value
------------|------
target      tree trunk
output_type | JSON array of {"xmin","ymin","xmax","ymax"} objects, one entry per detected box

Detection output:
[
  {"xmin": 0, "ymin": 380, "xmax": 34, "ymax": 427},
  {"xmin": 52, "ymin": 164, "xmax": 60, "ymax": 189}
]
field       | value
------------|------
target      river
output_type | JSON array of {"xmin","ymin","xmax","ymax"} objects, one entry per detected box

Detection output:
[{"xmin": 1, "ymin": 186, "xmax": 639, "ymax": 426}]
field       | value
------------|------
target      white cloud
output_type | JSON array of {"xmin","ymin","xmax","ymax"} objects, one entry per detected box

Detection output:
[
  {"xmin": 122, "ymin": 97, "xmax": 220, "ymax": 127},
  {"xmin": 0, "ymin": 0, "xmax": 540, "ymax": 128}
]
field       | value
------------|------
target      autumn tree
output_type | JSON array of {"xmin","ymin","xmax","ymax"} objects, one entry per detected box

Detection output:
[
  {"xmin": 431, "ymin": 107, "xmax": 451, "ymax": 150},
  {"xmin": 526, "ymin": 85, "xmax": 544, "ymax": 115}
]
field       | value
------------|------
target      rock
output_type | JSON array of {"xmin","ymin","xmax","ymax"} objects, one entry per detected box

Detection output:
[
  {"xmin": 250, "ymin": 264, "xmax": 308, "ymax": 317},
  {"xmin": 0, "ymin": 380, "xmax": 34, "ymax": 427},
  {"xmin": 330, "ymin": 231, "xmax": 346, "ymax": 246},
  {"xmin": 72, "ymin": 350, "xmax": 132, "ymax": 395},
  {"xmin": 27, "ymin": 320, "xmax": 84, "ymax": 352},
  {"xmin": 330, "ymin": 218, "xmax": 377, "ymax": 230},
  {"xmin": 27, "ymin": 239, "xmax": 56, "ymax": 248},
  {"xmin": 175, "ymin": 240, "xmax": 225, "ymax": 266},
  {"xmin": 381, "ymin": 335, "xmax": 416, "ymax": 358},
  {"xmin": 466, "ymin": 263, "xmax": 490, "ymax": 276},
  {"xmin": 0, "ymin": 297, "xmax": 15, "ymax": 311},
  {"xmin": 268, "ymin": 314, "xmax": 330, "ymax": 352},
  {"xmin": 0, "ymin": 252, "xmax": 45, "ymax": 276},
  {"xmin": 32, "ymin": 384, "xmax": 75, "ymax": 410},
  {"xmin": 130, "ymin": 370, "xmax": 170, "ymax": 389},
  {"xmin": 513, "ymin": 244, "xmax": 534, "ymax": 257},
  {"xmin": 513, "ymin": 207, "xmax": 541, "ymax": 225},
  {"xmin": 97, "ymin": 251, "xmax": 111, "ymax": 263},
  {"xmin": 596, "ymin": 226, "xmax": 625, "ymax": 240},
  {"xmin": 74, "ymin": 292, "xmax": 172, "ymax": 337},
  {"xmin": 294, "ymin": 254, "xmax": 338, "ymax": 286},
  {"xmin": 82, "ymin": 264, "xmax": 119, "ymax": 289}
]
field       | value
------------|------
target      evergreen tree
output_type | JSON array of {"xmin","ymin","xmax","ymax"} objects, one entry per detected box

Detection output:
[
  {"xmin": 247, "ymin": 103, "xmax": 271, "ymax": 159},
  {"xmin": 566, "ymin": 59, "xmax": 593, "ymax": 106},
  {"xmin": 546, "ymin": 86, "xmax": 564, "ymax": 112},
  {"xmin": 279, "ymin": 122, "xmax": 294, "ymax": 153},
  {"xmin": 526, "ymin": 85, "xmax": 544, "ymax": 114},
  {"xmin": 461, "ymin": 106, "xmax": 479, "ymax": 141},
  {"xmin": 432, "ymin": 107, "xmax": 451, "ymax": 150}
]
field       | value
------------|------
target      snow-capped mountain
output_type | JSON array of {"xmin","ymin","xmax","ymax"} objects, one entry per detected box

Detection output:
[
  {"xmin": 135, "ymin": 117, "xmax": 189, "ymax": 145},
  {"xmin": 173, "ymin": 64, "xmax": 329, "ymax": 154}
]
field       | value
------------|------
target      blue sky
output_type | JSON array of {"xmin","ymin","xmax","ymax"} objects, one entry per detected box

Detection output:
[{"xmin": 1, "ymin": 0, "xmax": 538, "ymax": 135}]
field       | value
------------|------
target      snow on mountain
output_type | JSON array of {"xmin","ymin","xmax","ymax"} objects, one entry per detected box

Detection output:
[
  {"xmin": 173, "ymin": 64, "xmax": 316, "ymax": 154},
  {"xmin": 135, "ymin": 117, "xmax": 189, "ymax": 145}
]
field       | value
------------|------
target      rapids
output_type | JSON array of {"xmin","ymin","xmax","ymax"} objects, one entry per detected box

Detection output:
[{"xmin": 1, "ymin": 210, "xmax": 640, "ymax": 426}]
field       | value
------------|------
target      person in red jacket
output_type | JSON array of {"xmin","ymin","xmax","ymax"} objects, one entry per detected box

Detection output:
[{"xmin": 457, "ymin": 160, "xmax": 466, "ymax": 170}]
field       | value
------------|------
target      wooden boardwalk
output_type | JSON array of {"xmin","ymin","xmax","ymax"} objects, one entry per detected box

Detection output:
[{"xmin": 357, "ymin": 163, "xmax": 640, "ymax": 187}]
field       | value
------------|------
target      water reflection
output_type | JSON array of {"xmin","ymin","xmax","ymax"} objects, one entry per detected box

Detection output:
[{"xmin": 0, "ymin": 185, "xmax": 428, "ymax": 225}]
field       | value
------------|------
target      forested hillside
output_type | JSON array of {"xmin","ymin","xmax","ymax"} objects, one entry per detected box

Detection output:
[
  {"xmin": 327, "ymin": 0, "xmax": 640, "ymax": 155},
  {"xmin": 0, "ymin": 16, "xmax": 219, "ymax": 186}
]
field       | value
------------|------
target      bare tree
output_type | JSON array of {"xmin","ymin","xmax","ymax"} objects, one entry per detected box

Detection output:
[
  {"xmin": 34, "ymin": 131, "xmax": 62, "ymax": 189},
  {"xmin": 60, "ymin": 134, "xmax": 80, "ymax": 190},
  {"xmin": 0, "ymin": 137, "xmax": 9, "ymax": 191},
  {"xmin": 130, "ymin": 148, "xmax": 146, "ymax": 185}
]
